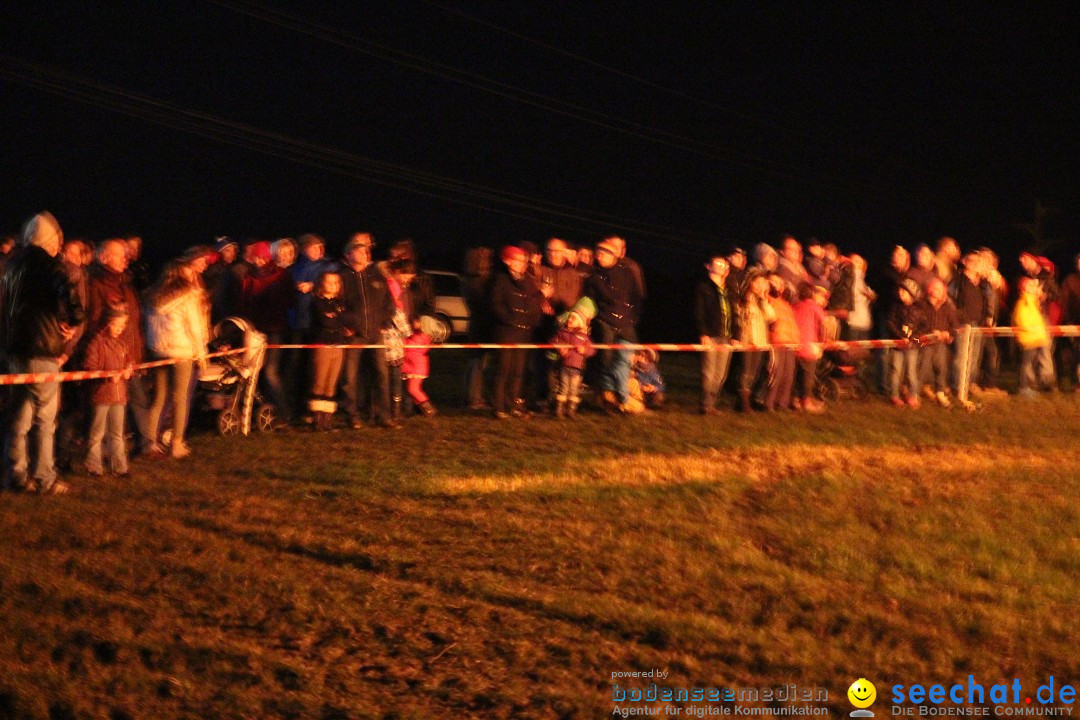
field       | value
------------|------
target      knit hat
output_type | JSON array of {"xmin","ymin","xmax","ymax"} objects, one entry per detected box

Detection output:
[
  {"xmin": 214, "ymin": 236, "xmax": 238, "ymax": 253},
  {"xmin": 298, "ymin": 233, "xmax": 324, "ymax": 250},
  {"xmin": 182, "ymin": 244, "xmax": 216, "ymax": 265},
  {"xmin": 753, "ymin": 242, "xmax": 777, "ymax": 264},
  {"xmin": 248, "ymin": 241, "xmax": 272, "ymax": 263},
  {"xmin": 568, "ymin": 296, "xmax": 597, "ymax": 323},
  {"xmin": 500, "ymin": 245, "xmax": 526, "ymax": 265}
]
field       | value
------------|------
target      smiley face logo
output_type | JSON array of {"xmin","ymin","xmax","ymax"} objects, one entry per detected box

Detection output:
[{"xmin": 848, "ymin": 679, "xmax": 877, "ymax": 709}]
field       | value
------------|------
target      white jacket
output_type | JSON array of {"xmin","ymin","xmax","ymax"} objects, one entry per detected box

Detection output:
[{"xmin": 146, "ymin": 287, "xmax": 209, "ymax": 360}]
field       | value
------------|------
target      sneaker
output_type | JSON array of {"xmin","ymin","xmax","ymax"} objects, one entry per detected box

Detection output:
[
  {"xmin": 935, "ymin": 391, "xmax": 952, "ymax": 408},
  {"xmin": 906, "ymin": 396, "xmax": 921, "ymax": 409},
  {"xmin": 349, "ymin": 417, "xmax": 364, "ymax": 430},
  {"xmin": 85, "ymin": 467, "xmax": 104, "ymax": 478},
  {"xmin": 921, "ymin": 385, "xmax": 936, "ymax": 400},
  {"xmin": 493, "ymin": 410, "xmax": 510, "ymax": 420},
  {"xmin": 1018, "ymin": 388, "xmax": 1039, "ymax": 400},
  {"xmin": 890, "ymin": 397, "xmax": 906, "ymax": 408},
  {"xmin": 170, "ymin": 442, "xmax": 191, "ymax": 460},
  {"xmin": 791, "ymin": 398, "xmax": 803, "ymax": 411},
  {"xmin": 803, "ymin": 399, "xmax": 826, "ymax": 414},
  {"xmin": 39, "ymin": 480, "xmax": 71, "ymax": 496}
]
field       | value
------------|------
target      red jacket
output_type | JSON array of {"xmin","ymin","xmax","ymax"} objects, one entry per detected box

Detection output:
[{"xmin": 83, "ymin": 330, "xmax": 130, "ymax": 405}]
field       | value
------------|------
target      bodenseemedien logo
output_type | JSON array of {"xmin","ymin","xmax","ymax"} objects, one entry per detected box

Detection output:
[{"xmin": 849, "ymin": 679, "xmax": 877, "ymax": 717}]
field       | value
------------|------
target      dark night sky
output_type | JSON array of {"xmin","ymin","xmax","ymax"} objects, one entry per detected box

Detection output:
[{"xmin": 2, "ymin": 1, "xmax": 1079, "ymax": 274}]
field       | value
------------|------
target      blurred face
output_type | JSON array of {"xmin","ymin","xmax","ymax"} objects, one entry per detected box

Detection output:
[
  {"xmin": 917, "ymin": 246, "xmax": 934, "ymax": 269},
  {"xmin": 1020, "ymin": 253, "xmax": 1039, "ymax": 274},
  {"xmin": 891, "ymin": 247, "xmax": 909, "ymax": 270},
  {"xmin": 595, "ymin": 246, "xmax": 616, "ymax": 268},
  {"xmin": 941, "ymin": 239, "xmax": 960, "ymax": 261},
  {"xmin": 507, "ymin": 255, "xmax": 527, "ymax": 276},
  {"xmin": 751, "ymin": 275, "xmax": 769, "ymax": 297},
  {"xmin": 707, "ymin": 258, "xmax": 729, "ymax": 279},
  {"xmin": 126, "ymin": 237, "xmax": 142, "ymax": 260},
  {"xmin": 546, "ymin": 239, "xmax": 567, "ymax": 267},
  {"xmin": 275, "ymin": 243, "xmax": 296, "ymax": 268},
  {"xmin": 220, "ymin": 245, "xmax": 237, "ymax": 264},
  {"xmin": 190, "ymin": 256, "xmax": 209, "ymax": 274},
  {"xmin": 577, "ymin": 248, "xmax": 593, "ymax": 266},
  {"xmin": 761, "ymin": 249, "xmax": 778, "ymax": 271},
  {"xmin": 610, "ymin": 237, "xmax": 627, "ymax": 259},
  {"xmin": 62, "ymin": 242, "xmax": 84, "ymax": 265},
  {"xmin": 567, "ymin": 312, "xmax": 585, "ymax": 332},
  {"xmin": 899, "ymin": 288, "xmax": 913, "ymax": 305},
  {"xmin": 926, "ymin": 281, "xmax": 943, "ymax": 305},
  {"xmin": 100, "ymin": 240, "xmax": 128, "ymax": 273},
  {"xmin": 303, "ymin": 242, "xmax": 324, "ymax": 262},
  {"xmin": 850, "ymin": 254, "xmax": 866, "ymax": 275},
  {"xmin": 729, "ymin": 251, "xmax": 746, "ymax": 270},
  {"xmin": 322, "ymin": 274, "xmax": 341, "ymax": 297},
  {"xmin": 107, "ymin": 315, "xmax": 128, "ymax": 337},
  {"xmin": 807, "ymin": 244, "xmax": 824, "ymax": 258},
  {"xmin": 782, "ymin": 238, "xmax": 801, "ymax": 262},
  {"xmin": 348, "ymin": 234, "xmax": 374, "ymax": 267},
  {"xmin": 814, "ymin": 289, "xmax": 829, "ymax": 307}
]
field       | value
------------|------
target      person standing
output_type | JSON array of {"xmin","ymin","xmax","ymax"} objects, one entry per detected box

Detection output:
[
  {"xmin": 338, "ymin": 233, "xmax": 397, "ymax": 429},
  {"xmin": 694, "ymin": 254, "xmax": 736, "ymax": 414},
  {"xmin": 1, "ymin": 212, "xmax": 84, "ymax": 494},
  {"xmin": 584, "ymin": 238, "xmax": 644, "ymax": 412},
  {"xmin": 490, "ymin": 245, "xmax": 545, "ymax": 419}
]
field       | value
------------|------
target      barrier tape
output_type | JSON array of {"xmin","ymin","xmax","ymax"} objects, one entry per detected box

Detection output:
[
  {"xmin": 0, "ymin": 348, "xmax": 246, "ymax": 386},
  {"xmin": 2, "ymin": 325, "xmax": 1078, "ymax": 385}
]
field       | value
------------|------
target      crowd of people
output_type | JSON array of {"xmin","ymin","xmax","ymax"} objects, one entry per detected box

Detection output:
[{"xmin": 2, "ymin": 211, "xmax": 1078, "ymax": 495}]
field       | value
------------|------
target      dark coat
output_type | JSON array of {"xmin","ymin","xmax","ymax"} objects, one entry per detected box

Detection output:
[
  {"xmin": 584, "ymin": 261, "xmax": 643, "ymax": 338},
  {"xmin": 308, "ymin": 295, "xmax": 349, "ymax": 345},
  {"xmin": 0, "ymin": 245, "xmax": 85, "ymax": 363},
  {"xmin": 694, "ymin": 277, "xmax": 734, "ymax": 339},
  {"xmin": 490, "ymin": 270, "xmax": 544, "ymax": 343},
  {"xmin": 85, "ymin": 264, "xmax": 144, "ymax": 364},
  {"xmin": 338, "ymin": 262, "xmax": 394, "ymax": 343},
  {"xmin": 83, "ymin": 330, "xmax": 129, "ymax": 405}
]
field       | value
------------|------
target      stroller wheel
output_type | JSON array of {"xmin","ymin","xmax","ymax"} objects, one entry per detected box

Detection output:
[
  {"xmin": 256, "ymin": 404, "xmax": 277, "ymax": 433},
  {"xmin": 818, "ymin": 377, "xmax": 840, "ymax": 402},
  {"xmin": 218, "ymin": 409, "xmax": 240, "ymax": 436},
  {"xmin": 851, "ymin": 377, "xmax": 871, "ymax": 401}
]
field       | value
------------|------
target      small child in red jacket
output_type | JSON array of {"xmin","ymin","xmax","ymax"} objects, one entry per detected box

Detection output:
[
  {"xmin": 402, "ymin": 322, "xmax": 436, "ymax": 416},
  {"xmin": 83, "ymin": 303, "xmax": 134, "ymax": 476}
]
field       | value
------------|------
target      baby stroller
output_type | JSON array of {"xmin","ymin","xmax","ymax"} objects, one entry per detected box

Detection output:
[
  {"xmin": 813, "ymin": 316, "xmax": 872, "ymax": 401},
  {"xmin": 195, "ymin": 317, "xmax": 276, "ymax": 436},
  {"xmin": 814, "ymin": 346, "xmax": 873, "ymax": 401}
]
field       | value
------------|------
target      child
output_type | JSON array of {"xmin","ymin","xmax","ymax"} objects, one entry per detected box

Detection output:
[
  {"xmin": 402, "ymin": 320, "xmax": 436, "ymax": 416},
  {"xmin": 885, "ymin": 278, "xmax": 927, "ymax": 408},
  {"xmin": 83, "ymin": 303, "xmax": 134, "ymax": 477},
  {"xmin": 765, "ymin": 273, "xmax": 798, "ymax": 412},
  {"xmin": 308, "ymin": 271, "xmax": 350, "ymax": 431},
  {"xmin": 1013, "ymin": 277, "xmax": 1055, "ymax": 397},
  {"xmin": 737, "ymin": 269, "xmax": 776, "ymax": 412},
  {"xmin": 552, "ymin": 297, "xmax": 597, "ymax": 418},
  {"xmin": 793, "ymin": 282, "xmax": 829, "ymax": 413},
  {"xmin": 631, "ymin": 348, "xmax": 666, "ymax": 409}
]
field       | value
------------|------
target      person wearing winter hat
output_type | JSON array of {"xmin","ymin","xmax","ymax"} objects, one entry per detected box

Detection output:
[
  {"xmin": 584, "ymin": 238, "xmax": 644, "ymax": 412},
  {"xmin": 1, "ymin": 212, "xmax": 84, "ymax": 494},
  {"xmin": 206, "ymin": 237, "xmax": 239, "ymax": 323},
  {"xmin": 550, "ymin": 299, "xmax": 596, "ymax": 418}
]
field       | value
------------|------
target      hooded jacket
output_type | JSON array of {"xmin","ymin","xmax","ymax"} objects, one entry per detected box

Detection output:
[
  {"xmin": 145, "ymin": 281, "xmax": 209, "ymax": 360},
  {"xmin": 338, "ymin": 261, "xmax": 394, "ymax": 344},
  {"xmin": 85, "ymin": 264, "xmax": 144, "ymax": 364},
  {"xmin": 0, "ymin": 239, "xmax": 85, "ymax": 363}
]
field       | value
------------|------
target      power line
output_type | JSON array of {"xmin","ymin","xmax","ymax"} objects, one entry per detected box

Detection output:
[
  {"xmin": 204, "ymin": 0, "xmax": 846, "ymax": 190},
  {"xmin": 0, "ymin": 55, "xmax": 713, "ymax": 256}
]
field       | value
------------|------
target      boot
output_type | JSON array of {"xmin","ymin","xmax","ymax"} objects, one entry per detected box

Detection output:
[
  {"xmin": 567, "ymin": 399, "xmax": 579, "ymax": 419},
  {"xmin": 418, "ymin": 401, "xmax": 438, "ymax": 417},
  {"xmin": 739, "ymin": 390, "xmax": 752, "ymax": 413},
  {"xmin": 391, "ymin": 397, "xmax": 403, "ymax": 421},
  {"xmin": 554, "ymin": 400, "xmax": 566, "ymax": 419}
]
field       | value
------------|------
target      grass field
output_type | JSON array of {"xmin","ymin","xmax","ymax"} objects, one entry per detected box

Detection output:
[{"xmin": 1, "ymin": 352, "xmax": 1078, "ymax": 719}]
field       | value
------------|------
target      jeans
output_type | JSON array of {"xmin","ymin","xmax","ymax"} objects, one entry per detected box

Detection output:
[
  {"xmin": 261, "ymin": 332, "xmax": 291, "ymax": 422},
  {"xmin": 148, "ymin": 360, "xmax": 194, "ymax": 449},
  {"xmin": 3, "ymin": 357, "xmax": 60, "ymax": 491},
  {"xmin": 700, "ymin": 340, "xmax": 733, "ymax": 398},
  {"xmin": 127, "ymin": 372, "xmax": 153, "ymax": 453},
  {"xmin": 918, "ymin": 342, "xmax": 950, "ymax": 392},
  {"xmin": 889, "ymin": 347, "xmax": 920, "ymax": 399},
  {"xmin": 595, "ymin": 322, "xmax": 633, "ymax": 404},
  {"xmin": 86, "ymin": 404, "xmax": 127, "ymax": 474},
  {"xmin": 556, "ymin": 367, "xmax": 584, "ymax": 404},
  {"xmin": 766, "ymin": 349, "xmax": 795, "ymax": 410},
  {"xmin": 952, "ymin": 325, "xmax": 983, "ymax": 403},
  {"xmin": 342, "ymin": 347, "xmax": 390, "ymax": 422},
  {"xmin": 1020, "ymin": 346, "xmax": 1055, "ymax": 391}
]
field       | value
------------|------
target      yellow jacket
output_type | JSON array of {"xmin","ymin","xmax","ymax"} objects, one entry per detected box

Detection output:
[{"xmin": 1012, "ymin": 293, "xmax": 1049, "ymax": 349}]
